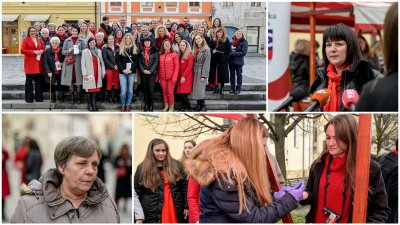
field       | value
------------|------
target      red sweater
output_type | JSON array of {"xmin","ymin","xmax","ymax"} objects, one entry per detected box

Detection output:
[
  {"xmin": 158, "ymin": 52, "xmax": 179, "ymax": 83},
  {"xmin": 176, "ymin": 52, "xmax": 194, "ymax": 94},
  {"xmin": 315, "ymin": 154, "xmax": 351, "ymax": 223},
  {"xmin": 156, "ymin": 35, "xmax": 170, "ymax": 50},
  {"xmin": 187, "ymin": 177, "xmax": 201, "ymax": 223}
]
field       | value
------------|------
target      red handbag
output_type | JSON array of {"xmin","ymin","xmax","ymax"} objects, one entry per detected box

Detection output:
[{"xmin": 64, "ymin": 55, "xmax": 75, "ymax": 65}]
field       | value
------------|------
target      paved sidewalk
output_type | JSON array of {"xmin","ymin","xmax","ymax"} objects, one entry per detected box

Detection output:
[{"xmin": 2, "ymin": 55, "xmax": 266, "ymax": 85}]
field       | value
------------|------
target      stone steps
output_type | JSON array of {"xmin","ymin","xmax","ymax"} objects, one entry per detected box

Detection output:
[{"xmin": 2, "ymin": 83, "xmax": 266, "ymax": 111}]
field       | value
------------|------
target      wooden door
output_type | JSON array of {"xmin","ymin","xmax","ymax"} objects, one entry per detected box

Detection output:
[{"xmin": 2, "ymin": 25, "xmax": 19, "ymax": 54}]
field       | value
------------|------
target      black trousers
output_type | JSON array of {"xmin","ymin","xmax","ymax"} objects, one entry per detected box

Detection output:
[
  {"xmin": 25, "ymin": 74, "xmax": 43, "ymax": 102},
  {"xmin": 178, "ymin": 93, "xmax": 191, "ymax": 110},
  {"xmin": 141, "ymin": 74, "xmax": 156, "ymax": 105}
]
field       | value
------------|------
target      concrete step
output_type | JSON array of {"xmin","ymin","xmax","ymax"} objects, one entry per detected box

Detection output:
[
  {"xmin": 2, "ymin": 90, "xmax": 266, "ymax": 101},
  {"xmin": 2, "ymin": 83, "xmax": 266, "ymax": 91},
  {"xmin": 2, "ymin": 99, "xmax": 266, "ymax": 111}
]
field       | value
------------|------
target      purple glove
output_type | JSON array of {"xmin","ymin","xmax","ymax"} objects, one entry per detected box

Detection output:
[
  {"xmin": 287, "ymin": 181, "xmax": 304, "ymax": 202},
  {"xmin": 273, "ymin": 188, "xmax": 287, "ymax": 200}
]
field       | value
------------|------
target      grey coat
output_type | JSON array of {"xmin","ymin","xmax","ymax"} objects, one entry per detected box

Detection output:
[
  {"xmin": 11, "ymin": 169, "xmax": 120, "ymax": 223},
  {"xmin": 134, "ymin": 190, "xmax": 145, "ymax": 221},
  {"xmin": 61, "ymin": 37, "xmax": 86, "ymax": 86},
  {"xmin": 191, "ymin": 49, "xmax": 211, "ymax": 100},
  {"xmin": 81, "ymin": 48, "xmax": 106, "ymax": 91}
]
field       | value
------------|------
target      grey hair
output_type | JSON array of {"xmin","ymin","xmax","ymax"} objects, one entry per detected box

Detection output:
[
  {"xmin": 54, "ymin": 136, "xmax": 102, "ymax": 169},
  {"xmin": 40, "ymin": 28, "xmax": 49, "ymax": 35},
  {"xmin": 50, "ymin": 37, "xmax": 60, "ymax": 44},
  {"xmin": 96, "ymin": 32, "xmax": 104, "ymax": 38}
]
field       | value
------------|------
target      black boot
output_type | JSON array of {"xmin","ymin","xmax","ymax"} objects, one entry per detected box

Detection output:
[
  {"xmin": 107, "ymin": 91, "xmax": 113, "ymax": 103},
  {"xmin": 148, "ymin": 104, "xmax": 153, "ymax": 112},
  {"xmin": 70, "ymin": 91, "xmax": 76, "ymax": 104},
  {"xmin": 200, "ymin": 100, "xmax": 207, "ymax": 112},
  {"xmin": 196, "ymin": 100, "xmax": 202, "ymax": 111},
  {"xmin": 114, "ymin": 89, "xmax": 119, "ymax": 103},
  {"xmin": 213, "ymin": 86, "xmax": 219, "ymax": 94},
  {"xmin": 51, "ymin": 92, "xmax": 56, "ymax": 103},
  {"xmin": 87, "ymin": 93, "xmax": 94, "ymax": 111},
  {"xmin": 92, "ymin": 93, "xmax": 98, "ymax": 111},
  {"xmin": 76, "ymin": 92, "xmax": 82, "ymax": 104},
  {"xmin": 58, "ymin": 91, "xmax": 64, "ymax": 103},
  {"xmin": 219, "ymin": 84, "xmax": 224, "ymax": 95}
]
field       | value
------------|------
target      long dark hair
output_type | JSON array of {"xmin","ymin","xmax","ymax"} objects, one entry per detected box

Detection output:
[
  {"xmin": 322, "ymin": 23, "xmax": 364, "ymax": 71},
  {"xmin": 139, "ymin": 138, "xmax": 182, "ymax": 192}
]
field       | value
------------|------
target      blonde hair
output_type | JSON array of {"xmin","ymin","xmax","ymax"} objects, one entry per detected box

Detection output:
[
  {"xmin": 190, "ymin": 118, "xmax": 273, "ymax": 213},
  {"xmin": 213, "ymin": 27, "xmax": 227, "ymax": 42},
  {"xmin": 294, "ymin": 39, "xmax": 310, "ymax": 55},
  {"xmin": 235, "ymin": 30, "xmax": 246, "ymax": 40},
  {"xmin": 119, "ymin": 33, "xmax": 138, "ymax": 56},
  {"xmin": 193, "ymin": 34, "xmax": 209, "ymax": 53},
  {"xmin": 179, "ymin": 40, "xmax": 191, "ymax": 59},
  {"xmin": 155, "ymin": 25, "xmax": 169, "ymax": 38}
]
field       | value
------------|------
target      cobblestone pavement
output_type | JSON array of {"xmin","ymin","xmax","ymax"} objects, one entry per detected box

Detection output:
[{"xmin": 2, "ymin": 54, "xmax": 266, "ymax": 85}]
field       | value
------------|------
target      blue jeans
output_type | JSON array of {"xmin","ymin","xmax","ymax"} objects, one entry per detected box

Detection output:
[
  {"xmin": 119, "ymin": 73, "xmax": 135, "ymax": 105},
  {"xmin": 229, "ymin": 64, "xmax": 243, "ymax": 91}
]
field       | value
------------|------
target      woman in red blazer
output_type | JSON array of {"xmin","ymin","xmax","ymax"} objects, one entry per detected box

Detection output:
[
  {"xmin": 20, "ymin": 26, "xmax": 45, "ymax": 103},
  {"xmin": 176, "ymin": 40, "xmax": 194, "ymax": 111},
  {"xmin": 158, "ymin": 39, "xmax": 179, "ymax": 112}
]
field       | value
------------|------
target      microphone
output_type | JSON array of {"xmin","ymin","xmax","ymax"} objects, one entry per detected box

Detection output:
[
  {"xmin": 342, "ymin": 89, "xmax": 359, "ymax": 111},
  {"xmin": 304, "ymin": 88, "xmax": 332, "ymax": 112},
  {"xmin": 273, "ymin": 87, "xmax": 308, "ymax": 112}
]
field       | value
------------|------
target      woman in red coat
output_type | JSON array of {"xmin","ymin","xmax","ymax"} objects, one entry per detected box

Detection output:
[
  {"xmin": 158, "ymin": 39, "xmax": 179, "ymax": 112},
  {"xmin": 176, "ymin": 40, "xmax": 194, "ymax": 111},
  {"xmin": 2, "ymin": 148, "xmax": 11, "ymax": 220},
  {"xmin": 155, "ymin": 25, "xmax": 170, "ymax": 50},
  {"xmin": 21, "ymin": 26, "xmax": 45, "ymax": 103}
]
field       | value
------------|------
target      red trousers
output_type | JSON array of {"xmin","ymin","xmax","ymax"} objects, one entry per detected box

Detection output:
[
  {"xmin": 159, "ymin": 79, "xmax": 175, "ymax": 105},
  {"xmin": 106, "ymin": 69, "xmax": 120, "ymax": 90}
]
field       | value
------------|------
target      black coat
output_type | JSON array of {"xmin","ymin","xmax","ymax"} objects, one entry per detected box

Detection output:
[
  {"xmin": 43, "ymin": 48, "xmax": 65, "ymax": 85},
  {"xmin": 229, "ymin": 39, "xmax": 248, "ymax": 66},
  {"xmin": 25, "ymin": 150, "xmax": 42, "ymax": 183},
  {"xmin": 376, "ymin": 152, "xmax": 398, "ymax": 223},
  {"xmin": 300, "ymin": 153, "xmax": 389, "ymax": 223},
  {"xmin": 116, "ymin": 47, "xmax": 139, "ymax": 74},
  {"xmin": 200, "ymin": 177, "xmax": 298, "ymax": 223},
  {"xmin": 102, "ymin": 45, "xmax": 119, "ymax": 70},
  {"xmin": 134, "ymin": 160, "xmax": 188, "ymax": 223},
  {"xmin": 139, "ymin": 46, "xmax": 159, "ymax": 75},
  {"xmin": 114, "ymin": 156, "xmax": 132, "ymax": 199},
  {"xmin": 289, "ymin": 52, "xmax": 310, "ymax": 90},
  {"xmin": 356, "ymin": 71, "xmax": 398, "ymax": 112},
  {"xmin": 310, "ymin": 60, "xmax": 383, "ymax": 111},
  {"xmin": 209, "ymin": 37, "xmax": 231, "ymax": 84}
]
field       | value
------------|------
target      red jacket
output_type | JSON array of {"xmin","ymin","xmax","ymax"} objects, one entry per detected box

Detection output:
[
  {"xmin": 155, "ymin": 35, "xmax": 170, "ymax": 50},
  {"xmin": 187, "ymin": 177, "xmax": 201, "ymax": 223},
  {"xmin": 176, "ymin": 52, "xmax": 194, "ymax": 94},
  {"xmin": 20, "ymin": 37, "xmax": 44, "ymax": 74},
  {"xmin": 158, "ymin": 52, "xmax": 179, "ymax": 83}
]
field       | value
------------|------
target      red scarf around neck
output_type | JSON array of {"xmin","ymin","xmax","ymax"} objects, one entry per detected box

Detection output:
[
  {"xmin": 323, "ymin": 63, "xmax": 350, "ymax": 112},
  {"xmin": 144, "ymin": 46, "xmax": 151, "ymax": 66},
  {"xmin": 232, "ymin": 37, "xmax": 242, "ymax": 47},
  {"xmin": 57, "ymin": 33, "xmax": 67, "ymax": 41},
  {"xmin": 53, "ymin": 47, "xmax": 60, "ymax": 62}
]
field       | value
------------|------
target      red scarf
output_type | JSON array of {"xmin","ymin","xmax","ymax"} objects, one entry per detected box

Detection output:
[
  {"xmin": 53, "ymin": 47, "xmax": 60, "ymax": 62},
  {"xmin": 323, "ymin": 63, "xmax": 350, "ymax": 112},
  {"xmin": 144, "ymin": 46, "xmax": 151, "ymax": 66},
  {"xmin": 89, "ymin": 27, "xmax": 97, "ymax": 35},
  {"xmin": 315, "ymin": 154, "xmax": 351, "ymax": 223},
  {"xmin": 232, "ymin": 37, "xmax": 242, "ymax": 47},
  {"xmin": 115, "ymin": 37, "xmax": 122, "ymax": 45},
  {"xmin": 97, "ymin": 42, "xmax": 104, "ymax": 49},
  {"xmin": 57, "ymin": 33, "xmax": 67, "ymax": 41}
]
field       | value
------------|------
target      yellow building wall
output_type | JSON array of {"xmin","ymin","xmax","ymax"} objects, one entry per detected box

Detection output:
[
  {"xmin": 133, "ymin": 114, "xmax": 223, "ymax": 172},
  {"xmin": 2, "ymin": 2, "xmax": 96, "ymax": 53}
]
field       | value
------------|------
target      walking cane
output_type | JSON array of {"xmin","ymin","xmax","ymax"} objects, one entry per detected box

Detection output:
[{"xmin": 49, "ymin": 75, "xmax": 52, "ymax": 110}]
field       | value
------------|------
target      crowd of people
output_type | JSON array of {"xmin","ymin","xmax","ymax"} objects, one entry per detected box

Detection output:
[
  {"xmin": 134, "ymin": 115, "xmax": 396, "ymax": 223},
  {"xmin": 288, "ymin": 2, "xmax": 398, "ymax": 112},
  {"xmin": 20, "ymin": 16, "xmax": 249, "ymax": 112}
]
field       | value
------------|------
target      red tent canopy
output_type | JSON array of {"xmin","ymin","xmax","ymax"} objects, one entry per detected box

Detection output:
[{"xmin": 291, "ymin": 2, "xmax": 391, "ymax": 33}]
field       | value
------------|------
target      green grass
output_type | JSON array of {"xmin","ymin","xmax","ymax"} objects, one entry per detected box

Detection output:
[{"xmin": 277, "ymin": 213, "xmax": 306, "ymax": 223}]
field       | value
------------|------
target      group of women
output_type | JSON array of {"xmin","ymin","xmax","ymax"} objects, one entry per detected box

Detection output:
[{"xmin": 21, "ymin": 17, "xmax": 249, "ymax": 112}]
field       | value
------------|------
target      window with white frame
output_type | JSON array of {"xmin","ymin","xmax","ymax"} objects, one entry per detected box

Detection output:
[
  {"xmin": 251, "ymin": 2, "xmax": 262, "ymax": 7},
  {"xmin": 165, "ymin": 2, "xmax": 178, "ymax": 13},
  {"xmin": 110, "ymin": 2, "xmax": 122, "ymax": 10},
  {"xmin": 222, "ymin": 2, "xmax": 234, "ymax": 7},
  {"xmin": 189, "ymin": 2, "xmax": 200, "ymax": 7},
  {"xmin": 141, "ymin": 2, "xmax": 154, "ymax": 7}
]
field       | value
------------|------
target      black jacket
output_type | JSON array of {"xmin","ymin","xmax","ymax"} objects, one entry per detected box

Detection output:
[
  {"xmin": 310, "ymin": 60, "xmax": 383, "ymax": 111},
  {"xmin": 356, "ymin": 71, "xmax": 398, "ymax": 112},
  {"xmin": 229, "ymin": 39, "xmax": 248, "ymax": 66},
  {"xmin": 139, "ymin": 46, "xmax": 159, "ymax": 76},
  {"xmin": 134, "ymin": 161, "xmax": 188, "ymax": 223},
  {"xmin": 376, "ymin": 152, "xmax": 398, "ymax": 223},
  {"xmin": 43, "ymin": 48, "xmax": 65, "ymax": 84},
  {"xmin": 102, "ymin": 45, "xmax": 119, "ymax": 70},
  {"xmin": 289, "ymin": 52, "xmax": 310, "ymax": 90},
  {"xmin": 300, "ymin": 153, "xmax": 389, "ymax": 223},
  {"xmin": 116, "ymin": 47, "xmax": 139, "ymax": 74},
  {"xmin": 209, "ymin": 37, "xmax": 231, "ymax": 84}
]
